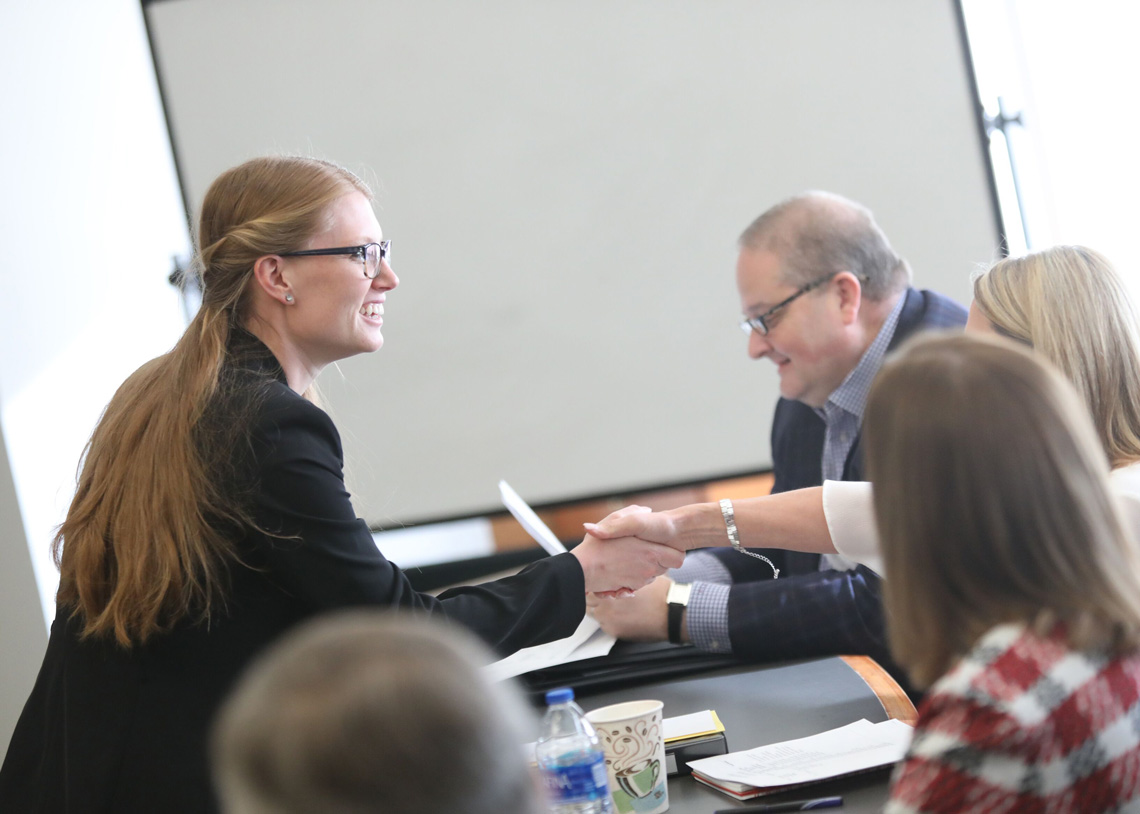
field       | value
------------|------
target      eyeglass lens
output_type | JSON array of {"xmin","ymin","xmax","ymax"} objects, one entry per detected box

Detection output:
[{"xmin": 364, "ymin": 242, "xmax": 390, "ymax": 278}]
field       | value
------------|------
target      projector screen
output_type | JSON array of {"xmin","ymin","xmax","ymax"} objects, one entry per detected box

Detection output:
[{"xmin": 145, "ymin": 0, "xmax": 1000, "ymax": 525}]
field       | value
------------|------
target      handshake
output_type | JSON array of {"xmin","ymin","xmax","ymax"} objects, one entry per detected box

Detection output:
[
  {"xmin": 570, "ymin": 504, "xmax": 690, "ymax": 595},
  {"xmin": 570, "ymin": 504, "xmax": 698, "ymax": 643}
]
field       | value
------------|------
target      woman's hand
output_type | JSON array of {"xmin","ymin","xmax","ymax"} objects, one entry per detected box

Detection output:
[
  {"xmin": 583, "ymin": 505, "xmax": 683, "ymax": 548},
  {"xmin": 571, "ymin": 505, "xmax": 684, "ymax": 594}
]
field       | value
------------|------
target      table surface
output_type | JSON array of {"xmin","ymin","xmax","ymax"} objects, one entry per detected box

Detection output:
[{"xmin": 571, "ymin": 656, "xmax": 914, "ymax": 814}]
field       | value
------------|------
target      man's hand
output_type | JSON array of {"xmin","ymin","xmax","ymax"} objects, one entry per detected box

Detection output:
[
  {"xmin": 571, "ymin": 506, "xmax": 684, "ymax": 594},
  {"xmin": 586, "ymin": 577, "xmax": 673, "ymax": 642}
]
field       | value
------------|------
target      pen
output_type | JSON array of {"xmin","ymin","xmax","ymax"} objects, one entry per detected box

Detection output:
[{"xmin": 714, "ymin": 795, "xmax": 843, "ymax": 813}]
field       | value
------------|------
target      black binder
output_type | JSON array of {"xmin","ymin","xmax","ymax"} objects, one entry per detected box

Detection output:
[{"xmin": 519, "ymin": 640, "xmax": 740, "ymax": 700}]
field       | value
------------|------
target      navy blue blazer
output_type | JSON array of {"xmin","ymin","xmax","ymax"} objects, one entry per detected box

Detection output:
[
  {"xmin": 706, "ymin": 288, "xmax": 966, "ymax": 685},
  {"xmin": 0, "ymin": 336, "xmax": 586, "ymax": 814}
]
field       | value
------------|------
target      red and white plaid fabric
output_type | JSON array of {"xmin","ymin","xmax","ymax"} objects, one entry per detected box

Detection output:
[{"xmin": 886, "ymin": 621, "xmax": 1140, "ymax": 813}]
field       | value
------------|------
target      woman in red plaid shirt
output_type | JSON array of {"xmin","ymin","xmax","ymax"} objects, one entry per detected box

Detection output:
[{"xmin": 866, "ymin": 334, "xmax": 1140, "ymax": 814}]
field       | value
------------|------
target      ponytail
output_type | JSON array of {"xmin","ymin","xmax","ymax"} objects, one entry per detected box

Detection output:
[{"xmin": 55, "ymin": 156, "xmax": 370, "ymax": 646}]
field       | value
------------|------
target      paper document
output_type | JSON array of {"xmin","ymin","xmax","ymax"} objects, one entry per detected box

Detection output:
[
  {"xmin": 687, "ymin": 718, "xmax": 912, "ymax": 787},
  {"xmin": 486, "ymin": 615, "xmax": 613, "ymax": 681},
  {"xmin": 664, "ymin": 710, "xmax": 725, "ymax": 743},
  {"xmin": 487, "ymin": 481, "xmax": 617, "ymax": 680},
  {"xmin": 498, "ymin": 480, "xmax": 566, "ymax": 555}
]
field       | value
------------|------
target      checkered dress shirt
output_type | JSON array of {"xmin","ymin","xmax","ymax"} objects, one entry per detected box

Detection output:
[
  {"xmin": 669, "ymin": 553, "xmax": 733, "ymax": 650},
  {"xmin": 816, "ymin": 295, "xmax": 903, "ymax": 570},
  {"xmin": 679, "ymin": 295, "xmax": 905, "ymax": 650},
  {"xmin": 887, "ymin": 621, "xmax": 1140, "ymax": 813}
]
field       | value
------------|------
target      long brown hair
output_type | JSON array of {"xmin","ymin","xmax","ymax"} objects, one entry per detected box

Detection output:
[
  {"xmin": 54, "ymin": 156, "xmax": 370, "ymax": 646},
  {"xmin": 973, "ymin": 245, "xmax": 1140, "ymax": 468},
  {"xmin": 866, "ymin": 334, "xmax": 1140, "ymax": 688}
]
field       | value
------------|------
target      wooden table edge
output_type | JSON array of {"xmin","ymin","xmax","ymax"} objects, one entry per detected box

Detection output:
[{"xmin": 839, "ymin": 655, "xmax": 918, "ymax": 726}]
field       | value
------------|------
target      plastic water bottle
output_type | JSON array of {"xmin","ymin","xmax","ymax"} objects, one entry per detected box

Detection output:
[{"xmin": 536, "ymin": 687, "xmax": 614, "ymax": 814}]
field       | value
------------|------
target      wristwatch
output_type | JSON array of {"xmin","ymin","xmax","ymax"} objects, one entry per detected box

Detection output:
[{"xmin": 666, "ymin": 580, "xmax": 692, "ymax": 645}]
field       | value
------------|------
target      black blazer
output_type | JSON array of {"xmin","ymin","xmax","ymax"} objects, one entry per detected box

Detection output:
[
  {"xmin": 0, "ymin": 338, "xmax": 585, "ymax": 814},
  {"xmin": 705, "ymin": 288, "xmax": 966, "ymax": 683}
]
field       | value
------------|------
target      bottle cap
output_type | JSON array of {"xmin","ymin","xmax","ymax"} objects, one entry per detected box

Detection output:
[{"xmin": 545, "ymin": 687, "xmax": 574, "ymax": 704}]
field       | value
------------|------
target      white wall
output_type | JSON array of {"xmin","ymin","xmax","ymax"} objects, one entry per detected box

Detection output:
[
  {"xmin": 961, "ymin": 0, "xmax": 1140, "ymax": 302},
  {"xmin": 0, "ymin": 0, "xmax": 189, "ymax": 757},
  {"xmin": 1007, "ymin": 0, "xmax": 1140, "ymax": 297},
  {"xmin": 0, "ymin": 424, "xmax": 43, "ymax": 759},
  {"xmin": 147, "ymin": 0, "xmax": 1000, "ymax": 526}
]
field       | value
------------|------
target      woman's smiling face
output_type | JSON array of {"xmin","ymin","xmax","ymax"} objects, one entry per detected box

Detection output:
[{"xmin": 279, "ymin": 191, "xmax": 399, "ymax": 368}]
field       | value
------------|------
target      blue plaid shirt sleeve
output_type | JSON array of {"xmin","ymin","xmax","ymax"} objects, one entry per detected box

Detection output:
[
  {"xmin": 668, "ymin": 551, "xmax": 733, "ymax": 584},
  {"xmin": 685, "ymin": 581, "xmax": 732, "ymax": 652}
]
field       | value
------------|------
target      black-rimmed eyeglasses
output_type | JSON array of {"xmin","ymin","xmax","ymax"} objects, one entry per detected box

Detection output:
[
  {"xmin": 280, "ymin": 240, "xmax": 391, "ymax": 279},
  {"xmin": 739, "ymin": 271, "xmax": 842, "ymax": 336}
]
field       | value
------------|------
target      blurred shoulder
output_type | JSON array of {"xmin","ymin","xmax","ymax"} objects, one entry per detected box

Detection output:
[
  {"xmin": 1111, "ymin": 460, "xmax": 1140, "ymax": 497},
  {"xmin": 908, "ymin": 287, "xmax": 968, "ymax": 329},
  {"xmin": 1111, "ymin": 462, "xmax": 1140, "ymax": 540}
]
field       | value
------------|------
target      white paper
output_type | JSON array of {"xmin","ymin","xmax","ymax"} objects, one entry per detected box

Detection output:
[
  {"xmin": 498, "ymin": 480, "xmax": 567, "ymax": 555},
  {"xmin": 687, "ymin": 718, "xmax": 912, "ymax": 787},
  {"xmin": 663, "ymin": 710, "xmax": 720, "ymax": 742},
  {"xmin": 486, "ymin": 614, "xmax": 611, "ymax": 681},
  {"xmin": 487, "ymin": 481, "xmax": 617, "ymax": 680}
]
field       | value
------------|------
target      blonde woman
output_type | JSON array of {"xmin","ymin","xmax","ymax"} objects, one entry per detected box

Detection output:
[
  {"xmin": 0, "ymin": 156, "xmax": 679, "ymax": 813},
  {"xmin": 587, "ymin": 246, "xmax": 1140, "ymax": 637},
  {"xmin": 866, "ymin": 334, "xmax": 1140, "ymax": 811}
]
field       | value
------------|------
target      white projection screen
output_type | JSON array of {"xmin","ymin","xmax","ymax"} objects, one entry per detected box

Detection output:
[{"xmin": 145, "ymin": 0, "xmax": 1000, "ymax": 526}]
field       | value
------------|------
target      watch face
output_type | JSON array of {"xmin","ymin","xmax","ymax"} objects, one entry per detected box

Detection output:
[{"xmin": 667, "ymin": 581, "xmax": 692, "ymax": 606}]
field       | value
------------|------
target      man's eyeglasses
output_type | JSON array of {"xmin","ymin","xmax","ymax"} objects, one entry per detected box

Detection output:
[
  {"xmin": 739, "ymin": 271, "xmax": 842, "ymax": 336},
  {"xmin": 280, "ymin": 240, "xmax": 391, "ymax": 279}
]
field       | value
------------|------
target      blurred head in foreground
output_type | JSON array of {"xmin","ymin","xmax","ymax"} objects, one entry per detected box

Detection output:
[{"xmin": 213, "ymin": 611, "xmax": 541, "ymax": 814}]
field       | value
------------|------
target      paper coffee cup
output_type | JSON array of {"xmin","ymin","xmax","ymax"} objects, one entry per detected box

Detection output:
[{"xmin": 586, "ymin": 700, "xmax": 668, "ymax": 814}]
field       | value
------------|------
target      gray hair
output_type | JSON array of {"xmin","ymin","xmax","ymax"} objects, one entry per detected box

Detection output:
[
  {"xmin": 739, "ymin": 191, "xmax": 911, "ymax": 301},
  {"xmin": 212, "ymin": 612, "xmax": 542, "ymax": 814}
]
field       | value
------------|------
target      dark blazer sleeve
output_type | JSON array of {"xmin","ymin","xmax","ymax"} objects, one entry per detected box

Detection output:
[
  {"xmin": 247, "ymin": 387, "xmax": 585, "ymax": 654},
  {"xmin": 725, "ymin": 563, "xmax": 894, "ymax": 665}
]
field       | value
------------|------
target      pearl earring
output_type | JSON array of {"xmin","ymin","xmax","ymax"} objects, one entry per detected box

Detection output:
[{"xmin": 285, "ymin": 293, "xmax": 294, "ymax": 303}]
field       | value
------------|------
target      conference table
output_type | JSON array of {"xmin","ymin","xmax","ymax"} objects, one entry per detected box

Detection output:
[{"xmin": 565, "ymin": 654, "xmax": 917, "ymax": 813}]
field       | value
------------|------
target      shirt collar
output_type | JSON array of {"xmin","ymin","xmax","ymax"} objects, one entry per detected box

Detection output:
[{"xmin": 818, "ymin": 294, "xmax": 906, "ymax": 421}]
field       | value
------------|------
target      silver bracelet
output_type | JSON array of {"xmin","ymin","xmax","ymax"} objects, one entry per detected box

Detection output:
[{"xmin": 719, "ymin": 498, "xmax": 779, "ymax": 578}]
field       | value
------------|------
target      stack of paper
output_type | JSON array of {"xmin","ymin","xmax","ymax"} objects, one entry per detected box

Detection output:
[
  {"xmin": 664, "ymin": 710, "xmax": 725, "ymax": 743},
  {"xmin": 663, "ymin": 710, "xmax": 729, "ymax": 776},
  {"xmin": 687, "ymin": 718, "xmax": 912, "ymax": 800}
]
